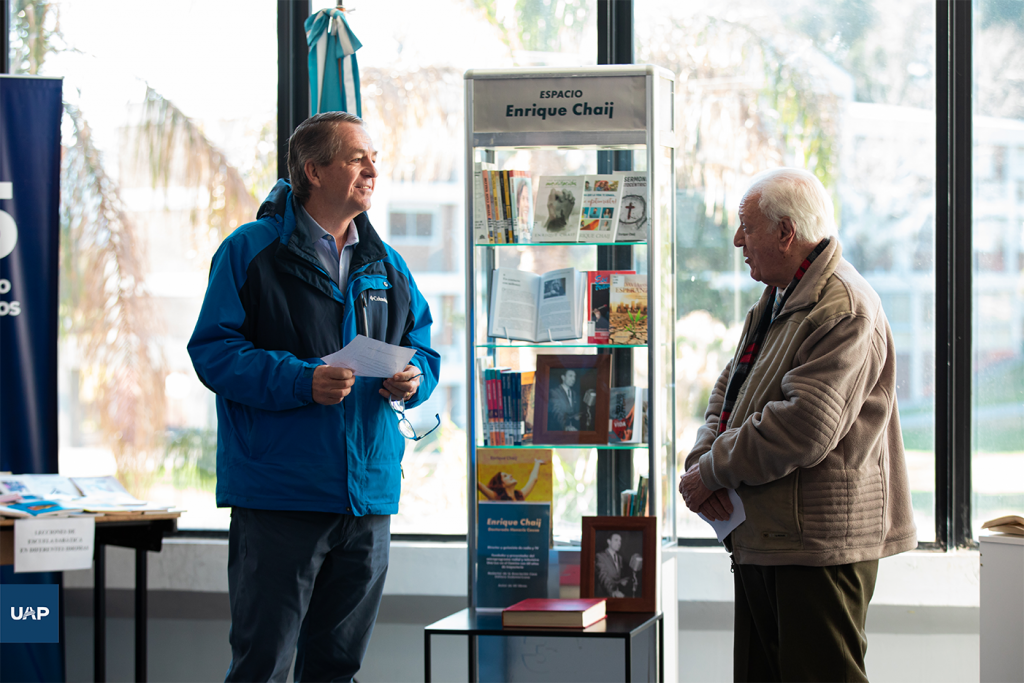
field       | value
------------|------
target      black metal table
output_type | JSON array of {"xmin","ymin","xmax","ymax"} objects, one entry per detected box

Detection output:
[
  {"xmin": 424, "ymin": 607, "xmax": 663, "ymax": 682},
  {"xmin": 1, "ymin": 512, "xmax": 180, "ymax": 683}
]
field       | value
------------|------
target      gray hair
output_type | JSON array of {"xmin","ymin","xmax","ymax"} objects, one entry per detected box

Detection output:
[
  {"xmin": 744, "ymin": 168, "xmax": 837, "ymax": 242},
  {"xmin": 287, "ymin": 111, "xmax": 365, "ymax": 204}
]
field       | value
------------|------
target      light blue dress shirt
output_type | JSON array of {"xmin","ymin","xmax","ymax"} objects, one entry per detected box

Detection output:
[{"xmin": 295, "ymin": 202, "xmax": 360, "ymax": 287}]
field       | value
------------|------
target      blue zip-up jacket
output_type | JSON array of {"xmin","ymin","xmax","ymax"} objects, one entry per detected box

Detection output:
[{"xmin": 188, "ymin": 180, "xmax": 440, "ymax": 515}]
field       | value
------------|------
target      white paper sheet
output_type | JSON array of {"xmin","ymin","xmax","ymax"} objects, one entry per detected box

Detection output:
[
  {"xmin": 698, "ymin": 489, "xmax": 746, "ymax": 544},
  {"xmin": 14, "ymin": 517, "xmax": 96, "ymax": 573},
  {"xmin": 320, "ymin": 334, "xmax": 416, "ymax": 378}
]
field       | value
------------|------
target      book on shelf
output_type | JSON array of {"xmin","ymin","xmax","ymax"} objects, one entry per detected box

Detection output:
[
  {"xmin": 487, "ymin": 267, "xmax": 585, "ymax": 342},
  {"xmin": 615, "ymin": 172, "xmax": 648, "ymax": 242},
  {"xmin": 520, "ymin": 370, "xmax": 536, "ymax": 444},
  {"xmin": 472, "ymin": 161, "xmax": 497, "ymax": 244},
  {"xmin": 608, "ymin": 386, "xmax": 644, "ymax": 444},
  {"xmin": 632, "ymin": 475, "xmax": 649, "ymax": 516},
  {"xmin": 607, "ymin": 274, "xmax": 648, "ymax": 345},
  {"xmin": 586, "ymin": 270, "xmax": 634, "ymax": 344},
  {"xmin": 477, "ymin": 448, "xmax": 552, "ymax": 503},
  {"xmin": 501, "ymin": 598, "xmax": 607, "ymax": 629},
  {"xmin": 531, "ymin": 176, "xmax": 584, "ymax": 243},
  {"xmin": 577, "ymin": 174, "xmax": 624, "ymax": 244},
  {"xmin": 641, "ymin": 388, "xmax": 649, "ymax": 444},
  {"xmin": 510, "ymin": 171, "xmax": 534, "ymax": 243}
]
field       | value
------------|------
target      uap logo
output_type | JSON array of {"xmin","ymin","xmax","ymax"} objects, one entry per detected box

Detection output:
[
  {"xmin": 10, "ymin": 606, "xmax": 51, "ymax": 620},
  {"xmin": 0, "ymin": 182, "xmax": 17, "ymax": 259},
  {"xmin": 0, "ymin": 584, "xmax": 59, "ymax": 643}
]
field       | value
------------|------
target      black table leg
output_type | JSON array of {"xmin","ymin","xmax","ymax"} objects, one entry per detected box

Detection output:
[
  {"xmin": 424, "ymin": 631, "xmax": 431, "ymax": 682},
  {"xmin": 94, "ymin": 544, "xmax": 106, "ymax": 683},
  {"xmin": 135, "ymin": 547, "xmax": 148, "ymax": 682},
  {"xmin": 469, "ymin": 634, "xmax": 478, "ymax": 683},
  {"xmin": 625, "ymin": 631, "xmax": 633, "ymax": 683},
  {"xmin": 658, "ymin": 617, "xmax": 664, "ymax": 683}
]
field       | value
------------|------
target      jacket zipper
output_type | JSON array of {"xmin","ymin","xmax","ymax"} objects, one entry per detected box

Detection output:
[{"xmin": 359, "ymin": 291, "xmax": 370, "ymax": 337}]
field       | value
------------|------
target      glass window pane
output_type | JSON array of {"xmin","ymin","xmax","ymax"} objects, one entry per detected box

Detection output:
[
  {"xmin": 10, "ymin": 1, "xmax": 277, "ymax": 529},
  {"xmin": 972, "ymin": 0, "xmax": 1024, "ymax": 536},
  {"xmin": 310, "ymin": 0, "xmax": 596, "ymax": 535},
  {"xmin": 637, "ymin": 0, "xmax": 936, "ymax": 541}
]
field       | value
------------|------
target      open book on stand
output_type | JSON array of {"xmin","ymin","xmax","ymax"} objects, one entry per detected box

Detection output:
[{"xmin": 488, "ymin": 267, "xmax": 585, "ymax": 342}]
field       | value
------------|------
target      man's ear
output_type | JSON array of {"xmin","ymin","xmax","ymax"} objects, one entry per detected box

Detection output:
[
  {"xmin": 776, "ymin": 217, "xmax": 797, "ymax": 252},
  {"xmin": 304, "ymin": 160, "xmax": 321, "ymax": 189}
]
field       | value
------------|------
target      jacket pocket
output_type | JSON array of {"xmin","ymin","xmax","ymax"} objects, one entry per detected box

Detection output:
[
  {"xmin": 247, "ymin": 404, "xmax": 340, "ymax": 464},
  {"xmin": 734, "ymin": 472, "xmax": 803, "ymax": 551},
  {"xmin": 352, "ymin": 274, "xmax": 391, "ymax": 339}
]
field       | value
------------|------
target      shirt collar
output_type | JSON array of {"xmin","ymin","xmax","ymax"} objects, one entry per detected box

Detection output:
[{"xmin": 296, "ymin": 203, "xmax": 360, "ymax": 251}]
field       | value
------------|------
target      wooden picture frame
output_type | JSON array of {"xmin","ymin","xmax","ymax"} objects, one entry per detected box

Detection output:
[
  {"xmin": 580, "ymin": 515, "xmax": 657, "ymax": 613},
  {"xmin": 533, "ymin": 354, "xmax": 611, "ymax": 446}
]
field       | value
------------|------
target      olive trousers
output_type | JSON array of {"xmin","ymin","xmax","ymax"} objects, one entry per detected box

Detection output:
[{"xmin": 732, "ymin": 559, "xmax": 878, "ymax": 682}]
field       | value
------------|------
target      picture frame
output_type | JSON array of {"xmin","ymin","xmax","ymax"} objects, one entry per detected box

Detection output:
[
  {"xmin": 533, "ymin": 354, "xmax": 611, "ymax": 445},
  {"xmin": 580, "ymin": 515, "xmax": 657, "ymax": 613}
]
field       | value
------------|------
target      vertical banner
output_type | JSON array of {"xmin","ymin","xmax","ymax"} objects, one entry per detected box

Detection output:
[
  {"xmin": 0, "ymin": 76, "xmax": 62, "ymax": 475},
  {"xmin": 0, "ymin": 75, "xmax": 66, "ymax": 683}
]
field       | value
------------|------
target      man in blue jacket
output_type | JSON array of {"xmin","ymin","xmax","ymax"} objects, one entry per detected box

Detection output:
[{"xmin": 188, "ymin": 111, "xmax": 440, "ymax": 682}]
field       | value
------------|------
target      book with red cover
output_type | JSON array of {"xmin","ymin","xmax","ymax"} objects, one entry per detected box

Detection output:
[
  {"xmin": 586, "ymin": 270, "xmax": 634, "ymax": 344},
  {"xmin": 501, "ymin": 598, "xmax": 607, "ymax": 628}
]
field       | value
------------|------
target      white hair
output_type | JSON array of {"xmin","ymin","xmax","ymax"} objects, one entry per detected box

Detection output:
[{"xmin": 744, "ymin": 168, "xmax": 837, "ymax": 242}]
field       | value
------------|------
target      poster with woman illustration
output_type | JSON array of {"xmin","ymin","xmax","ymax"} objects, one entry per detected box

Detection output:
[{"xmin": 476, "ymin": 448, "xmax": 553, "ymax": 503}]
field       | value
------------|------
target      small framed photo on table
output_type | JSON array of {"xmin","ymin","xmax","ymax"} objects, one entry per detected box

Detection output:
[
  {"xmin": 580, "ymin": 515, "xmax": 657, "ymax": 613},
  {"xmin": 533, "ymin": 354, "xmax": 611, "ymax": 446}
]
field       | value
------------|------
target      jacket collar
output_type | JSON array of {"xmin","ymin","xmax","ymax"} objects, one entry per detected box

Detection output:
[
  {"xmin": 258, "ymin": 179, "xmax": 388, "ymax": 278},
  {"xmin": 755, "ymin": 237, "xmax": 843, "ymax": 318}
]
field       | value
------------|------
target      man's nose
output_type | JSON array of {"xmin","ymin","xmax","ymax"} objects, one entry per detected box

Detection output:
[
  {"xmin": 733, "ymin": 225, "xmax": 744, "ymax": 248},
  {"xmin": 364, "ymin": 159, "xmax": 378, "ymax": 178}
]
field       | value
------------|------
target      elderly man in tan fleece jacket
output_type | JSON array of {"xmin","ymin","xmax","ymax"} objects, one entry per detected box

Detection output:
[{"xmin": 679, "ymin": 168, "xmax": 917, "ymax": 682}]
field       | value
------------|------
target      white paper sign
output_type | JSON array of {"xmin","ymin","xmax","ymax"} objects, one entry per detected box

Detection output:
[{"xmin": 14, "ymin": 517, "xmax": 96, "ymax": 573}]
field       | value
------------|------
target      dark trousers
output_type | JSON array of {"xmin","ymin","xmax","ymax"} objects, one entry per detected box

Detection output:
[
  {"xmin": 733, "ymin": 560, "xmax": 878, "ymax": 683},
  {"xmin": 225, "ymin": 507, "xmax": 391, "ymax": 683}
]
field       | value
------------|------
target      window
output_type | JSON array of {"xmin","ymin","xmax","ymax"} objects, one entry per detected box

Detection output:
[
  {"xmin": 637, "ymin": 0, "xmax": 938, "ymax": 541},
  {"xmin": 9, "ymin": 0, "xmax": 278, "ymax": 529},
  {"xmin": 390, "ymin": 210, "xmax": 436, "ymax": 239},
  {"xmin": 972, "ymin": 0, "xmax": 1024, "ymax": 538},
  {"xmin": 310, "ymin": 0, "xmax": 597, "ymax": 535}
]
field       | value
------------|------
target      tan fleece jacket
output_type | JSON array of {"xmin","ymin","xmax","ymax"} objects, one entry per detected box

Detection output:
[{"xmin": 684, "ymin": 239, "xmax": 918, "ymax": 566}]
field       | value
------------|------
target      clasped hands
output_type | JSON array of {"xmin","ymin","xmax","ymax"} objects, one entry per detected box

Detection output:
[
  {"xmin": 678, "ymin": 463, "xmax": 733, "ymax": 522},
  {"xmin": 312, "ymin": 364, "xmax": 421, "ymax": 405}
]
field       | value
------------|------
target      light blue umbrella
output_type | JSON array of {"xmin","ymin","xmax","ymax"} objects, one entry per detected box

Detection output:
[{"xmin": 305, "ymin": 7, "xmax": 363, "ymax": 116}]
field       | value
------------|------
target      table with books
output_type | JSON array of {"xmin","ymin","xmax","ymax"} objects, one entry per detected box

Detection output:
[
  {"xmin": 423, "ymin": 605, "xmax": 663, "ymax": 683},
  {"xmin": 0, "ymin": 474, "xmax": 181, "ymax": 683}
]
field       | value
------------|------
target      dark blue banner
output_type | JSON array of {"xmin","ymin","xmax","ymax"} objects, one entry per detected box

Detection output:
[{"xmin": 0, "ymin": 75, "xmax": 65, "ymax": 683}]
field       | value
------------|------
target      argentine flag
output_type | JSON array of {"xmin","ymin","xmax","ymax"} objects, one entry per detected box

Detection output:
[{"xmin": 305, "ymin": 8, "xmax": 362, "ymax": 117}]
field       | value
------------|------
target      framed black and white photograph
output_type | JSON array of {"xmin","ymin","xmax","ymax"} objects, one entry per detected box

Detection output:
[
  {"xmin": 580, "ymin": 516, "xmax": 657, "ymax": 613},
  {"xmin": 533, "ymin": 354, "xmax": 610, "ymax": 446}
]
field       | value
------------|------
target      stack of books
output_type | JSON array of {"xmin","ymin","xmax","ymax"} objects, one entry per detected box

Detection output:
[{"xmin": 0, "ymin": 474, "xmax": 175, "ymax": 518}]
